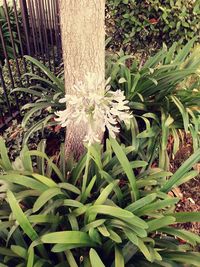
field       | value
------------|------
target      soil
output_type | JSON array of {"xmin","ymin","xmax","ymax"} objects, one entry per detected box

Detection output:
[
  {"xmin": 170, "ymin": 134, "xmax": 200, "ymax": 235},
  {"xmin": 176, "ymin": 178, "xmax": 200, "ymax": 235}
]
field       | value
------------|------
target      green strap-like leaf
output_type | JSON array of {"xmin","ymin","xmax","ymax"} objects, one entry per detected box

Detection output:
[
  {"xmin": 110, "ymin": 138, "xmax": 139, "ymax": 200},
  {"xmin": 0, "ymin": 137, "xmax": 13, "ymax": 171},
  {"xmin": 21, "ymin": 146, "xmax": 33, "ymax": 172},
  {"xmin": 32, "ymin": 173, "xmax": 58, "ymax": 188},
  {"xmin": 58, "ymin": 183, "xmax": 80, "ymax": 195},
  {"xmin": 0, "ymin": 174, "xmax": 47, "ymax": 192},
  {"xmin": 41, "ymin": 231, "xmax": 95, "ymax": 246},
  {"xmin": 161, "ymin": 148, "xmax": 200, "ymax": 192},
  {"xmin": 147, "ymin": 216, "xmax": 176, "ymax": 232},
  {"xmin": 115, "ymin": 246, "xmax": 125, "ymax": 267},
  {"xmin": 29, "ymin": 215, "xmax": 60, "ymax": 224},
  {"xmin": 126, "ymin": 193, "xmax": 157, "ymax": 212},
  {"xmin": 99, "ymin": 171, "xmax": 123, "ymax": 204},
  {"xmin": 27, "ymin": 151, "xmax": 64, "ymax": 181},
  {"xmin": 11, "ymin": 245, "xmax": 27, "ymax": 259},
  {"xmin": 33, "ymin": 188, "xmax": 63, "ymax": 212},
  {"xmin": 89, "ymin": 248, "xmax": 105, "ymax": 267},
  {"xmin": 135, "ymin": 198, "xmax": 179, "ymax": 216},
  {"xmin": 25, "ymin": 55, "xmax": 64, "ymax": 91},
  {"xmin": 7, "ymin": 190, "xmax": 38, "ymax": 241},
  {"xmin": 171, "ymin": 212, "xmax": 200, "ymax": 223},
  {"xmin": 65, "ymin": 250, "xmax": 78, "ymax": 267},
  {"xmin": 162, "ymin": 252, "xmax": 200, "ymax": 267},
  {"xmin": 81, "ymin": 219, "xmax": 106, "ymax": 232},
  {"xmin": 160, "ymin": 227, "xmax": 200, "ymax": 246},
  {"xmin": 94, "ymin": 180, "xmax": 119, "ymax": 205}
]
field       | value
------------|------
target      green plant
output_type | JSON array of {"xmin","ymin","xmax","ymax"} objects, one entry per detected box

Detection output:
[
  {"xmin": 0, "ymin": 57, "xmax": 63, "ymax": 118},
  {"xmin": 0, "ymin": 5, "xmax": 22, "ymax": 63},
  {"xmin": 0, "ymin": 58, "xmax": 33, "ymax": 113},
  {"xmin": 106, "ymin": 0, "xmax": 200, "ymax": 53},
  {"xmin": 0, "ymin": 137, "xmax": 200, "ymax": 266},
  {"xmin": 107, "ymin": 39, "xmax": 200, "ymax": 170},
  {"xmin": 12, "ymin": 55, "xmax": 65, "ymax": 145},
  {"xmin": 14, "ymin": 41, "xmax": 200, "ymax": 166}
]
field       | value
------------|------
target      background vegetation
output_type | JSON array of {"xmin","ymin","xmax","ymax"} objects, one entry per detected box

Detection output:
[{"xmin": 106, "ymin": 0, "xmax": 200, "ymax": 53}]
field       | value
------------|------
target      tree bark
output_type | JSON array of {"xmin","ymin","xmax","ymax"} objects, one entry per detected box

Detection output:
[{"xmin": 59, "ymin": 0, "xmax": 105, "ymax": 160}]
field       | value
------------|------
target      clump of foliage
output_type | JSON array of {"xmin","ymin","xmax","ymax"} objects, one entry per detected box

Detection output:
[
  {"xmin": 0, "ymin": 58, "xmax": 31, "ymax": 107},
  {"xmin": 16, "ymin": 41, "xmax": 200, "ymax": 172},
  {"xmin": 106, "ymin": 0, "xmax": 200, "ymax": 52},
  {"xmin": 107, "ymin": 39, "xmax": 200, "ymax": 170},
  {"xmin": 0, "ymin": 137, "xmax": 200, "ymax": 266},
  {"xmin": 0, "ymin": 56, "xmax": 62, "ymax": 126},
  {"xmin": 0, "ymin": 5, "xmax": 22, "ymax": 63},
  {"xmin": 12, "ymin": 56, "xmax": 65, "ymax": 145}
]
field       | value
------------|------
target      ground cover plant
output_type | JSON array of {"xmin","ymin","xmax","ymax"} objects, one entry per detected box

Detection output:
[
  {"xmin": 106, "ymin": 0, "xmax": 200, "ymax": 53},
  {"xmin": 107, "ymin": 39, "xmax": 200, "ymax": 170},
  {"xmin": 0, "ymin": 137, "xmax": 200, "ymax": 266}
]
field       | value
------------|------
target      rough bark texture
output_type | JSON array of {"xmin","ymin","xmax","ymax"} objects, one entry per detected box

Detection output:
[{"xmin": 59, "ymin": 0, "xmax": 105, "ymax": 160}]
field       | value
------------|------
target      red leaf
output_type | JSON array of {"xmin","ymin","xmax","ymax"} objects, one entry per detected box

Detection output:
[{"xmin": 149, "ymin": 18, "xmax": 159, "ymax": 24}]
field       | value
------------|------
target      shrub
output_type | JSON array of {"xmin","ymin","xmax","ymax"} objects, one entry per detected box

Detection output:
[
  {"xmin": 0, "ymin": 137, "xmax": 200, "ymax": 266},
  {"xmin": 106, "ymin": 0, "xmax": 200, "ymax": 53},
  {"xmin": 107, "ymin": 39, "xmax": 200, "ymax": 170}
]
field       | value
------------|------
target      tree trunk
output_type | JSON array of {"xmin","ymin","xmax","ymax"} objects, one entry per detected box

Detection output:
[{"xmin": 59, "ymin": 0, "xmax": 105, "ymax": 160}]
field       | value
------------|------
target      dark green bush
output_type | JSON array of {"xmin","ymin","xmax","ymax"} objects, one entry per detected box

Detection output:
[{"xmin": 106, "ymin": 0, "xmax": 200, "ymax": 53}]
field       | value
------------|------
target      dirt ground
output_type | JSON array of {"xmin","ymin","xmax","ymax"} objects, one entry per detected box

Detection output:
[{"xmin": 171, "ymin": 135, "xmax": 200, "ymax": 235}]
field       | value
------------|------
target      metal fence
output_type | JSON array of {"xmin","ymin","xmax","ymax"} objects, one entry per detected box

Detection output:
[{"xmin": 0, "ymin": 0, "xmax": 62, "ymax": 129}]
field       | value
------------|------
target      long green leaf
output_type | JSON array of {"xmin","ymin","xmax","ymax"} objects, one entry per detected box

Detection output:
[
  {"xmin": 115, "ymin": 246, "xmax": 125, "ymax": 267},
  {"xmin": 41, "ymin": 231, "xmax": 95, "ymax": 246},
  {"xmin": 0, "ymin": 137, "xmax": 13, "ymax": 170},
  {"xmin": 171, "ymin": 212, "xmax": 200, "ymax": 223},
  {"xmin": 136, "ymin": 198, "xmax": 179, "ymax": 216},
  {"xmin": 161, "ymin": 148, "xmax": 200, "ymax": 192},
  {"xmin": 33, "ymin": 188, "xmax": 63, "ymax": 212},
  {"xmin": 147, "ymin": 216, "xmax": 176, "ymax": 232},
  {"xmin": 94, "ymin": 180, "xmax": 119, "ymax": 205},
  {"xmin": 32, "ymin": 173, "xmax": 58, "ymax": 188},
  {"xmin": 65, "ymin": 250, "xmax": 78, "ymax": 267},
  {"xmin": 160, "ymin": 227, "xmax": 200, "ymax": 246},
  {"xmin": 25, "ymin": 56, "xmax": 64, "ymax": 91},
  {"xmin": 110, "ymin": 138, "xmax": 139, "ymax": 200},
  {"xmin": 89, "ymin": 248, "xmax": 105, "ymax": 267},
  {"xmin": 7, "ymin": 190, "xmax": 38, "ymax": 241},
  {"xmin": 0, "ymin": 174, "xmax": 47, "ymax": 192},
  {"xmin": 126, "ymin": 193, "xmax": 157, "ymax": 212}
]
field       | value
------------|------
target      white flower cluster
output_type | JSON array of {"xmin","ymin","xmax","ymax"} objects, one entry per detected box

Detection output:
[{"xmin": 55, "ymin": 73, "xmax": 132, "ymax": 145}]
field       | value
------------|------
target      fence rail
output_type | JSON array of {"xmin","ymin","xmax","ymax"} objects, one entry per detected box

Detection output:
[{"xmin": 0, "ymin": 0, "xmax": 62, "ymax": 129}]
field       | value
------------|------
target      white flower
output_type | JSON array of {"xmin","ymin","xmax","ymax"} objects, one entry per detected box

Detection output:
[{"xmin": 55, "ymin": 73, "xmax": 132, "ymax": 145}]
